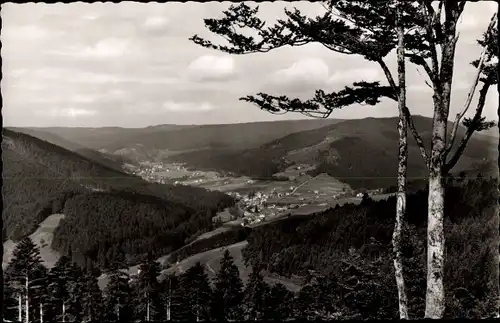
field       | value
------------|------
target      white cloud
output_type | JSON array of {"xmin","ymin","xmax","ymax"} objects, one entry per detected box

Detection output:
[
  {"xmin": 2, "ymin": 25, "xmax": 49, "ymax": 41},
  {"xmin": 42, "ymin": 107, "xmax": 98, "ymax": 118},
  {"xmin": 187, "ymin": 55, "xmax": 236, "ymax": 81},
  {"xmin": 163, "ymin": 100, "xmax": 214, "ymax": 112},
  {"xmin": 143, "ymin": 16, "xmax": 169, "ymax": 31},
  {"xmin": 81, "ymin": 38, "xmax": 131, "ymax": 58},
  {"xmin": 273, "ymin": 58, "xmax": 330, "ymax": 84}
]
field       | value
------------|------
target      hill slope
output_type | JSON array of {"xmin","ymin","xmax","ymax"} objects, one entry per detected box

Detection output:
[
  {"xmin": 2, "ymin": 129, "xmax": 234, "ymax": 267},
  {"xmin": 20, "ymin": 119, "xmax": 344, "ymax": 153},
  {"xmin": 168, "ymin": 116, "xmax": 496, "ymax": 189}
]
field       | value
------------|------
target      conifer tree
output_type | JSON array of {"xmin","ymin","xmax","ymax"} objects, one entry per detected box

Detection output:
[
  {"xmin": 65, "ymin": 262, "xmax": 85, "ymax": 322},
  {"xmin": 103, "ymin": 262, "xmax": 133, "ymax": 322},
  {"xmin": 179, "ymin": 262, "xmax": 212, "ymax": 321},
  {"xmin": 263, "ymin": 282, "xmax": 294, "ymax": 321},
  {"xmin": 243, "ymin": 265, "xmax": 270, "ymax": 321},
  {"xmin": 211, "ymin": 250, "xmax": 244, "ymax": 321},
  {"xmin": 48, "ymin": 256, "xmax": 76, "ymax": 322},
  {"xmin": 168, "ymin": 273, "xmax": 187, "ymax": 322},
  {"xmin": 80, "ymin": 269, "xmax": 103, "ymax": 322},
  {"xmin": 5, "ymin": 237, "xmax": 48, "ymax": 323},
  {"xmin": 160, "ymin": 273, "xmax": 180, "ymax": 321},
  {"xmin": 133, "ymin": 256, "xmax": 163, "ymax": 321}
]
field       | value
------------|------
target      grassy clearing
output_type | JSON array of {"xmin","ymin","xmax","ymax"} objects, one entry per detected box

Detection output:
[{"xmin": 2, "ymin": 213, "xmax": 65, "ymax": 270}]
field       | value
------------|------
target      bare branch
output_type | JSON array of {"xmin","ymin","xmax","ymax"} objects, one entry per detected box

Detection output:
[
  {"xmin": 377, "ymin": 59, "xmax": 430, "ymax": 167},
  {"xmin": 444, "ymin": 12, "xmax": 497, "ymax": 159},
  {"xmin": 443, "ymin": 78, "xmax": 493, "ymax": 174}
]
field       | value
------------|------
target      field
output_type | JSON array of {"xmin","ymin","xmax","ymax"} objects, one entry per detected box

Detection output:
[{"xmin": 2, "ymin": 213, "xmax": 65, "ymax": 270}]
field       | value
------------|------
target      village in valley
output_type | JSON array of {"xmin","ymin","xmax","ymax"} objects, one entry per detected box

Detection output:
[{"xmin": 124, "ymin": 160, "xmax": 388, "ymax": 227}]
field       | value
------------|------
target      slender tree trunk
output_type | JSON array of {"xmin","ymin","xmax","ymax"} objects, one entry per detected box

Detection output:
[
  {"xmin": 25, "ymin": 276, "xmax": 29, "ymax": 323},
  {"xmin": 62, "ymin": 301, "xmax": 66, "ymax": 323},
  {"xmin": 40, "ymin": 302, "xmax": 43, "ymax": 323},
  {"xmin": 18, "ymin": 294, "xmax": 22, "ymax": 322},
  {"xmin": 146, "ymin": 297, "xmax": 150, "ymax": 322},
  {"xmin": 497, "ymin": 1, "xmax": 500, "ymax": 318},
  {"xmin": 393, "ymin": 3, "xmax": 410, "ymax": 319}
]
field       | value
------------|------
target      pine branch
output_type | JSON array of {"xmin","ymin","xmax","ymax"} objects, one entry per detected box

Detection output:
[{"xmin": 240, "ymin": 81, "xmax": 396, "ymax": 120}]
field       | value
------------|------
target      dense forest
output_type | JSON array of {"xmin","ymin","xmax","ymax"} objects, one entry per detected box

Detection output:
[
  {"xmin": 52, "ymin": 191, "xmax": 227, "ymax": 269},
  {"xmin": 5, "ymin": 209, "xmax": 495, "ymax": 323},
  {"xmin": 240, "ymin": 176, "xmax": 497, "ymax": 318},
  {"xmin": 2, "ymin": 129, "xmax": 234, "ymax": 250}
]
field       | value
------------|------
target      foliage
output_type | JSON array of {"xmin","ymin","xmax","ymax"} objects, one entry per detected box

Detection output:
[{"xmin": 211, "ymin": 250, "xmax": 244, "ymax": 321}]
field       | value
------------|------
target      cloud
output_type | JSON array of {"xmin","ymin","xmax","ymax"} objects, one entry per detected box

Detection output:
[
  {"xmin": 187, "ymin": 55, "xmax": 236, "ymax": 81},
  {"xmin": 42, "ymin": 107, "xmax": 98, "ymax": 118},
  {"xmin": 2, "ymin": 25, "xmax": 49, "ymax": 41},
  {"xmin": 50, "ymin": 38, "xmax": 133, "ymax": 59},
  {"xmin": 163, "ymin": 101, "xmax": 214, "ymax": 112},
  {"xmin": 273, "ymin": 58, "xmax": 330, "ymax": 84},
  {"xmin": 143, "ymin": 16, "xmax": 170, "ymax": 31}
]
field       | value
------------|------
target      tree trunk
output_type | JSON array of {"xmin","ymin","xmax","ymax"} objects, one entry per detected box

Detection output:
[
  {"xmin": 18, "ymin": 294, "xmax": 22, "ymax": 322},
  {"xmin": 25, "ymin": 276, "xmax": 29, "ymax": 323},
  {"xmin": 425, "ymin": 148, "xmax": 446, "ymax": 319},
  {"xmin": 393, "ymin": 3, "xmax": 409, "ymax": 319},
  {"xmin": 425, "ymin": 5, "xmax": 459, "ymax": 318},
  {"xmin": 62, "ymin": 301, "xmax": 66, "ymax": 323},
  {"xmin": 497, "ymin": 1, "xmax": 500, "ymax": 317}
]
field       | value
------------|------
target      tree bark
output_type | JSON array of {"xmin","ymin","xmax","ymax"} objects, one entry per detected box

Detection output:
[
  {"xmin": 393, "ymin": 2, "xmax": 410, "ymax": 319},
  {"xmin": 497, "ymin": 2, "xmax": 500, "ymax": 317},
  {"xmin": 424, "ymin": 4, "xmax": 459, "ymax": 318}
]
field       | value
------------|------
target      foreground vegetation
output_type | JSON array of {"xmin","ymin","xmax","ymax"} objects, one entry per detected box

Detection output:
[{"xmin": 3, "ymin": 176, "xmax": 494, "ymax": 321}]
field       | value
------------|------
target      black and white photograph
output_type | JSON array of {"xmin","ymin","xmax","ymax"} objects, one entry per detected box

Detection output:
[{"xmin": 1, "ymin": 0, "xmax": 499, "ymax": 321}]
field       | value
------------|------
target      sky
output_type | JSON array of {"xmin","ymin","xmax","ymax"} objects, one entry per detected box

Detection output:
[{"xmin": 2, "ymin": 1, "xmax": 498, "ymax": 127}]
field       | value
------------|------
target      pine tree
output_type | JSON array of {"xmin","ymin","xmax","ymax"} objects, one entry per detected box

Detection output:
[
  {"xmin": 263, "ymin": 283, "xmax": 294, "ymax": 321},
  {"xmin": 103, "ymin": 262, "xmax": 133, "ymax": 322},
  {"xmin": 160, "ymin": 273, "xmax": 180, "ymax": 321},
  {"xmin": 133, "ymin": 256, "xmax": 163, "ymax": 321},
  {"xmin": 168, "ymin": 274, "xmax": 187, "ymax": 322},
  {"xmin": 243, "ymin": 265, "xmax": 270, "ymax": 321},
  {"xmin": 65, "ymin": 262, "xmax": 85, "ymax": 322},
  {"xmin": 3, "ymin": 279, "xmax": 19, "ymax": 322},
  {"xmin": 5, "ymin": 237, "xmax": 48, "ymax": 323},
  {"xmin": 211, "ymin": 250, "xmax": 244, "ymax": 321},
  {"xmin": 80, "ymin": 269, "xmax": 104, "ymax": 322},
  {"xmin": 47, "ymin": 256, "xmax": 76, "ymax": 322},
  {"xmin": 180, "ymin": 262, "xmax": 213, "ymax": 321}
]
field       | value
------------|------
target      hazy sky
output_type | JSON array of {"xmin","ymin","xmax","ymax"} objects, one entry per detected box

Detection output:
[{"xmin": 2, "ymin": 1, "xmax": 498, "ymax": 127}]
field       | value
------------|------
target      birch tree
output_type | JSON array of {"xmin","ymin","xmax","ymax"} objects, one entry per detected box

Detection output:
[
  {"xmin": 190, "ymin": 1, "xmax": 497, "ymax": 318},
  {"xmin": 394, "ymin": 1, "xmax": 409, "ymax": 318}
]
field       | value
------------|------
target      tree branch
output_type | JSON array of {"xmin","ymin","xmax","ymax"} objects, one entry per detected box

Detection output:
[
  {"xmin": 239, "ymin": 82, "xmax": 396, "ymax": 120},
  {"xmin": 377, "ymin": 59, "xmax": 430, "ymax": 167},
  {"xmin": 443, "ymin": 79, "xmax": 493, "ymax": 174},
  {"xmin": 444, "ymin": 12, "xmax": 497, "ymax": 159}
]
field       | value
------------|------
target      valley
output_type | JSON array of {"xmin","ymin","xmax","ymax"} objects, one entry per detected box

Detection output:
[{"xmin": 4, "ymin": 116, "xmax": 496, "ymax": 296}]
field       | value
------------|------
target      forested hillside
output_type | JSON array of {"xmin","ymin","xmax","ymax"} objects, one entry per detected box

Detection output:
[
  {"xmin": 5, "ymin": 176, "xmax": 496, "ymax": 321},
  {"xmin": 167, "ymin": 116, "xmax": 495, "ymax": 189},
  {"xmin": 241, "ymin": 176, "xmax": 497, "ymax": 317},
  {"xmin": 2, "ymin": 129, "xmax": 234, "ymax": 250},
  {"xmin": 52, "ymin": 191, "xmax": 220, "ymax": 269}
]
